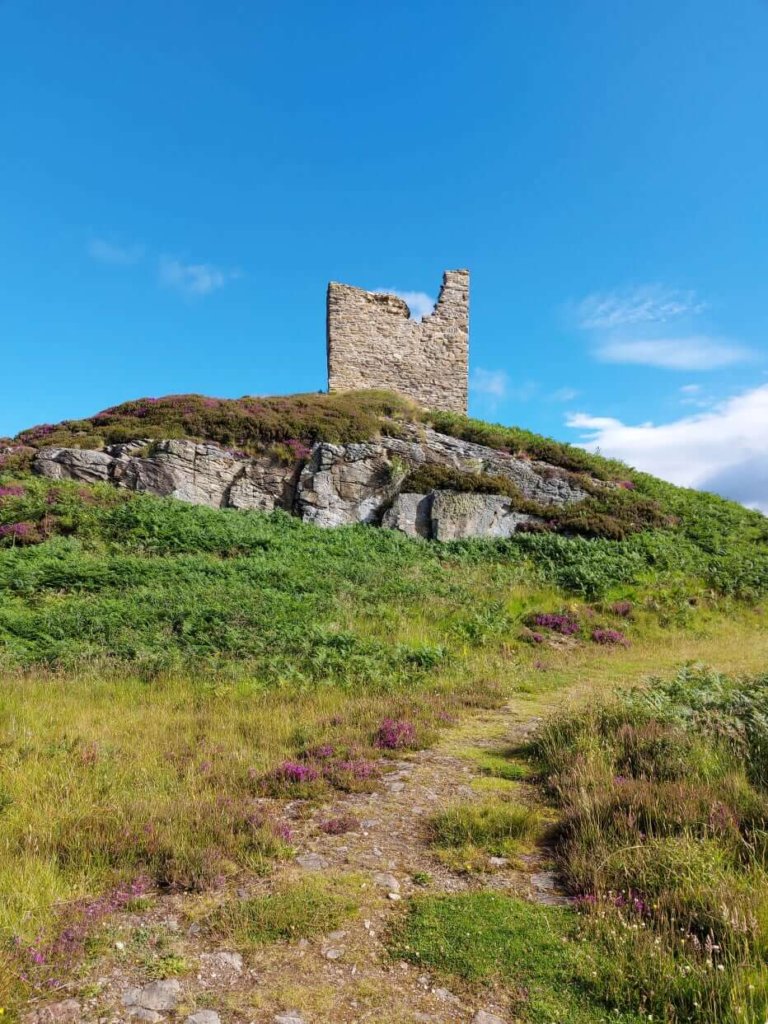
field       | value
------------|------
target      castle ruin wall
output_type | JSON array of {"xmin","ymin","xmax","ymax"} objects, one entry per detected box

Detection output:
[{"xmin": 326, "ymin": 268, "xmax": 469, "ymax": 413}]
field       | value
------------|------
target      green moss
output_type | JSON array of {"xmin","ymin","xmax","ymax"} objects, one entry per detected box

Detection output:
[
  {"xmin": 215, "ymin": 875, "xmax": 360, "ymax": 945},
  {"xmin": 427, "ymin": 799, "xmax": 538, "ymax": 855},
  {"xmin": 390, "ymin": 892, "xmax": 642, "ymax": 1023}
]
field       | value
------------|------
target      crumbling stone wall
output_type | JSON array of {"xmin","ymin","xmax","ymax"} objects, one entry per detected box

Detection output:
[{"xmin": 326, "ymin": 269, "xmax": 469, "ymax": 413}]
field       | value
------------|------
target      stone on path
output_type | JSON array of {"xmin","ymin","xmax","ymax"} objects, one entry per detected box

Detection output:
[
  {"xmin": 296, "ymin": 852, "xmax": 328, "ymax": 871},
  {"xmin": 25, "ymin": 1000, "xmax": 81, "ymax": 1024},
  {"xmin": 373, "ymin": 871, "xmax": 399, "ymax": 891},
  {"xmin": 185, "ymin": 1012, "xmax": 221, "ymax": 1024},
  {"xmin": 274, "ymin": 1013, "xmax": 306, "ymax": 1024},
  {"xmin": 128, "ymin": 1011, "xmax": 163, "ymax": 1023},
  {"xmin": 198, "ymin": 951, "xmax": 243, "ymax": 978},
  {"xmin": 122, "ymin": 979, "xmax": 181, "ymax": 1012},
  {"xmin": 473, "ymin": 1010, "xmax": 507, "ymax": 1024}
]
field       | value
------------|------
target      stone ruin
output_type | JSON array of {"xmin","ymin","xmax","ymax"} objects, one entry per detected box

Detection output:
[{"xmin": 326, "ymin": 269, "xmax": 469, "ymax": 414}]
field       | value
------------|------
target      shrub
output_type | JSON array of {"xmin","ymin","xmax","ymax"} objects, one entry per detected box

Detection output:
[
  {"xmin": 528, "ymin": 612, "xmax": 580, "ymax": 636},
  {"xmin": 591, "ymin": 628, "xmax": 629, "ymax": 646},
  {"xmin": 375, "ymin": 718, "xmax": 417, "ymax": 750},
  {"xmin": 530, "ymin": 670, "xmax": 768, "ymax": 1022}
]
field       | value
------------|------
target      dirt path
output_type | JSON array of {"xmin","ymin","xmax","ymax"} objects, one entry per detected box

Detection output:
[{"xmin": 28, "ymin": 697, "xmax": 569, "ymax": 1024}]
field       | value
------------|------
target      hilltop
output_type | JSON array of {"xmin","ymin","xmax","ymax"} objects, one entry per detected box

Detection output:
[
  {"xmin": 2, "ymin": 391, "xmax": 768, "ymax": 1023},
  {"xmin": 3, "ymin": 389, "xmax": 767, "ymax": 587}
]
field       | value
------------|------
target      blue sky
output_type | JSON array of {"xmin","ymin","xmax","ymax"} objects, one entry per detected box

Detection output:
[{"xmin": 2, "ymin": 1, "xmax": 768, "ymax": 506}]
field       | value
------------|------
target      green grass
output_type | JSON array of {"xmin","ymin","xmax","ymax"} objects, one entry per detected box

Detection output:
[
  {"xmin": 4, "ymin": 385, "xmax": 768, "ymax": 554},
  {"xmin": 530, "ymin": 667, "xmax": 768, "ymax": 1023},
  {"xmin": 427, "ymin": 799, "xmax": 538, "ymax": 856},
  {"xmin": 2, "ymin": 396, "xmax": 768, "ymax": 1016},
  {"xmin": 389, "ymin": 892, "xmax": 643, "ymax": 1023},
  {"xmin": 213, "ymin": 875, "xmax": 360, "ymax": 946}
]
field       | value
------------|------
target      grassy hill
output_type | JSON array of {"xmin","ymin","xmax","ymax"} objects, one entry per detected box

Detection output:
[{"xmin": 2, "ymin": 392, "xmax": 768, "ymax": 1022}]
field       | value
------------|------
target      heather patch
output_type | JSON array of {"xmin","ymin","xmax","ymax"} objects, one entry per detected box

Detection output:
[
  {"xmin": 591, "ymin": 628, "xmax": 629, "ymax": 646},
  {"xmin": 374, "ymin": 718, "xmax": 417, "ymax": 750},
  {"xmin": 531, "ymin": 667, "xmax": 768, "ymax": 1022}
]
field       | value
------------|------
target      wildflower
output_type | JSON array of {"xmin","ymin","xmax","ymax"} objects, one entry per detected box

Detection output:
[
  {"xmin": 271, "ymin": 760, "xmax": 319, "ymax": 784},
  {"xmin": 0, "ymin": 521, "xmax": 35, "ymax": 540},
  {"xmin": 591, "ymin": 628, "xmax": 629, "ymax": 646},
  {"xmin": 611, "ymin": 600, "xmax": 633, "ymax": 617},
  {"xmin": 319, "ymin": 815, "xmax": 359, "ymax": 835},
  {"xmin": 375, "ymin": 718, "xmax": 416, "ymax": 750},
  {"xmin": 529, "ymin": 613, "xmax": 579, "ymax": 636}
]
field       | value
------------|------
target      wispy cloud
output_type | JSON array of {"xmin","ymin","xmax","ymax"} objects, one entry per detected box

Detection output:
[
  {"xmin": 573, "ymin": 283, "xmax": 753, "ymax": 372},
  {"xmin": 88, "ymin": 238, "xmax": 144, "ymax": 266},
  {"xmin": 575, "ymin": 285, "xmax": 706, "ymax": 330},
  {"xmin": 159, "ymin": 257, "xmax": 241, "ymax": 297},
  {"xmin": 549, "ymin": 386, "xmax": 579, "ymax": 402},
  {"xmin": 594, "ymin": 336, "xmax": 753, "ymax": 371},
  {"xmin": 567, "ymin": 384, "xmax": 768, "ymax": 512},
  {"xmin": 374, "ymin": 289, "xmax": 435, "ymax": 321},
  {"xmin": 471, "ymin": 368, "xmax": 509, "ymax": 399}
]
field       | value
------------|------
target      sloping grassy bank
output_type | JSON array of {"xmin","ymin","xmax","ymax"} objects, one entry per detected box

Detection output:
[{"xmin": 531, "ymin": 667, "xmax": 768, "ymax": 1022}]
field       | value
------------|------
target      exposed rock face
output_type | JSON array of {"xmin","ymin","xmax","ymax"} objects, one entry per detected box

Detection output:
[
  {"xmin": 296, "ymin": 442, "xmax": 400, "ymax": 527},
  {"xmin": 35, "ymin": 440, "xmax": 298, "ymax": 511},
  {"xmin": 430, "ymin": 492, "xmax": 538, "ymax": 541},
  {"xmin": 34, "ymin": 447, "xmax": 114, "ymax": 484},
  {"xmin": 382, "ymin": 427, "xmax": 586, "ymax": 507},
  {"xmin": 381, "ymin": 493, "xmax": 433, "ymax": 538},
  {"xmin": 32, "ymin": 427, "xmax": 590, "ymax": 541},
  {"xmin": 383, "ymin": 491, "xmax": 539, "ymax": 540}
]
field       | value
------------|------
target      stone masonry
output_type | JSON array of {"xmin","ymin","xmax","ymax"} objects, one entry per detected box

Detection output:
[{"xmin": 326, "ymin": 269, "xmax": 469, "ymax": 413}]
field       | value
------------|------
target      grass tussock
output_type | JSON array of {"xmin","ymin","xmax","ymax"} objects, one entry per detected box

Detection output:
[
  {"xmin": 427, "ymin": 799, "xmax": 538, "ymax": 856},
  {"xmin": 531, "ymin": 666, "xmax": 768, "ymax": 1023},
  {"xmin": 213, "ymin": 875, "xmax": 360, "ymax": 946}
]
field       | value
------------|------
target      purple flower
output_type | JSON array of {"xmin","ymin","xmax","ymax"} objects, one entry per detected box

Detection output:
[
  {"xmin": 329, "ymin": 758, "xmax": 377, "ymax": 780},
  {"xmin": 0, "ymin": 521, "xmax": 35, "ymax": 539},
  {"xmin": 375, "ymin": 718, "xmax": 416, "ymax": 750},
  {"xmin": 285, "ymin": 438, "xmax": 312, "ymax": 460},
  {"xmin": 611, "ymin": 600, "xmax": 633, "ymax": 617},
  {"xmin": 0, "ymin": 486, "xmax": 25, "ymax": 498},
  {"xmin": 272, "ymin": 760, "xmax": 320, "ymax": 783},
  {"xmin": 592, "ymin": 628, "xmax": 629, "ymax": 647},
  {"xmin": 529, "ymin": 613, "xmax": 580, "ymax": 636},
  {"xmin": 305, "ymin": 743, "xmax": 336, "ymax": 760},
  {"xmin": 320, "ymin": 815, "xmax": 359, "ymax": 835}
]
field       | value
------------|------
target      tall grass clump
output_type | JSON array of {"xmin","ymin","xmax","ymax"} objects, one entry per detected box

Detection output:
[{"xmin": 532, "ymin": 666, "xmax": 768, "ymax": 1022}]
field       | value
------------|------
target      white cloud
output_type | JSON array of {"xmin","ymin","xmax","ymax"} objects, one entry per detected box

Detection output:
[
  {"xmin": 680, "ymin": 383, "xmax": 701, "ymax": 394},
  {"xmin": 88, "ymin": 238, "xmax": 143, "ymax": 265},
  {"xmin": 576, "ymin": 285, "xmax": 706, "ymax": 330},
  {"xmin": 374, "ymin": 289, "xmax": 435, "ymax": 321},
  {"xmin": 594, "ymin": 336, "xmax": 752, "ymax": 370},
  {"xmin": 471, "ymin": 368, "xmax": 509, "ymax": 398},
  {"xmin": 567, "ymin": 384, "xmax": 768, "ymax": 512},
  {"xmin": 159, "ymin": 257, "xmax": 240, "ymax": 297},
  {"xmin": 550, "ymin": 386, "xmax": 579, "ymax": 402}
]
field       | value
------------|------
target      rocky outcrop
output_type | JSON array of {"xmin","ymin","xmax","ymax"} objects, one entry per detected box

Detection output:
[
  {"xmin": 383, "ymin": 491, "xmax": 540, "ymax": 540},
  {"xmin": 296, "ymin": 442, "xmax": 402, "ymax": 527},
  {"xmin": 33, "ymin": 428, "xmax": 590, "ymax": 541},
  {"xmin": 381, "ymin": 493, "xmax": 433, "ymax": 538},
  {"xmin": 35, "ymin": 440, "xmax": 298, "ymax": 511},
  {"xmin": 381, "ymin": 426, "xmax": 586, "ymax": 507}
]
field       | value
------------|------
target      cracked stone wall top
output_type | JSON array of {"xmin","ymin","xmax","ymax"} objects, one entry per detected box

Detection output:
[{"xmin": 326, "ymin": 269, "xmax": 469, "ymax": 414}]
